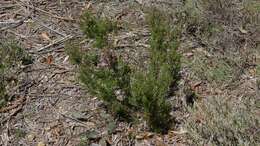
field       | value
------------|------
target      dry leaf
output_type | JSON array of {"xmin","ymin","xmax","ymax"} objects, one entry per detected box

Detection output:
[
  {"xmin": 40, "ymin": 32, "xmax": 51, "ymax": 41},
  {"xmin": 249, "ymin": 68, "xmax": 256, "ymax": 76},
  {"xmin": 46, "ymin": 55, "xmax": 54, "ymax": 64}
]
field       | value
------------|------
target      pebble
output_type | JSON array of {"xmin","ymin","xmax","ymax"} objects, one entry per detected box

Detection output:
[
  {"xmin": 37, "ymin": 142, "xmax": 45, "ymax": 146},
  {"xmin": 27, "ymin": 134, "xmax": 35, "ymax": 142}
]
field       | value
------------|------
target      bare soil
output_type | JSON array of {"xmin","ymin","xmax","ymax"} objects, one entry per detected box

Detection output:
[{"xmin": 0, "ymin": 0, "xmax": 258, "ymax": 146}]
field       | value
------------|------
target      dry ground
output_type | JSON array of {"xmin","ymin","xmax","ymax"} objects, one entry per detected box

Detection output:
[{"xmin": 0, "ymin": 0, "xmax": 259, "ymax": 146}]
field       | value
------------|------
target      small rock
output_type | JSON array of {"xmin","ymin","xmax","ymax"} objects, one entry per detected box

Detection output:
[
  {"xmin": 37, "ymin": 142, "xmax": 45, "ymax": 146},
  {"xmin": 90, "ymin": 143, "xmax": 100, "ymax": 146},
  {"xmin": 239, "ymin": 27, "xmax": 248, "ymax": 34},
  {"xmin": 115, "ymin": 89, "xmax": 126, "ymax": 101},
  {"xmin": 27, "ymin": 134, "xmax": 35, "ymax": 142},
  {"xmin": 184, "ymin": 52, "xmax": 193, "ymax": 58}
]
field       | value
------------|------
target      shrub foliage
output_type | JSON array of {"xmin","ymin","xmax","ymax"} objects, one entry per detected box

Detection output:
[
  {"xmin": 0, "ymin": 41, "xmax": 33, "ymax": 108},
  {"xmin": 66, "ymin": 9, "xmax": 181, "ymax": 133},
  {"xmin": 67, "ymin": 12, "xmax": 131, "ymax": 119},
  {"xmin": 80, "ymin": 11, "xmax": 116, "ymax": 48},
  {"xmin": 130, "ymin": 9, "xmax": 181, "ymax": 133}
]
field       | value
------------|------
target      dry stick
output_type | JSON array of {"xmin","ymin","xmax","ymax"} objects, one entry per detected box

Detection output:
[
  {"xmin": 41, "ymin": 45, "xmax": 65, "ymax": 54},
  {"xmin": 114, "ymin": 43, "xmax": 149, "ymax": 49},
  {"xmin": 6, "ymin": 29, "xmax": 27, "ymax": 39},
  {"xmin": 0, "ymin": 20, "xmax": 25, "ymax": 31},
  {"xmin": 32, "ymin": 18, "xmax": 67, "ymax": 37},
  {"xmin": 0, "ymin": 96, "xmax": 26, "ymax": 113},
  {"xmin": 48, "ymin": 70, "xmax": 71, "ymax": 81},
  {"xmin": 47, "ymin": 101, "xmax": 91, "ymax": 128},
  {"xmin": 0, "ymin": 105, "xmax": 23, "ymax": 124},
  {"xmin": 0, "ymin": 20, "xmax": 22, "ymax": 26},
  {"xmin": 17, "ymin": 1, "xmax": 74, "ymax": 21},
  {"xmin": 114, "ymin": 135, "xmax": 122, "ymax": 146},
  {"xmin": 0, "ymin": 95, "xmax": 26, "ymax": 124},
  {"xmin": 0, "ymin": 4, "xmax": 17, "ymax": 9},
  {"xmin": 37, "ymin": 35, "xmax": 73, "ymax": 52},
  {"xmin": 24, "ymin": 64, "xmax": 72, "ymax": 73}
]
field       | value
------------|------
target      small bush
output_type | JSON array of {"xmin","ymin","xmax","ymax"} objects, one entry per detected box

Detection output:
[
  {"xmin": 130, "ymin": 9, "xmax": 181, "ymax": 133},
  {"xmin": 66, "ymin": 49, "xmax": 132, "ymax": 119},
  {"xmin": 0, "ymin": 41, "xmax": 32, "ymax": 68},
  {"xmin": 0, "ymin": 41, "xmax": 33, "ymax": 108},
  {"xmin": 66, "ymin": 9, "xmax": 181, "ymax": 133},
  {"xmin": 80, "ymin": 11, "xmax": 116, "ymax": 48},
  {"xmin": 79, "ymin": 52, "xmax": 132, "ymax": 119},
  {"xmin": 67, "ymin": 11, "xmax": 131, "ymax": 120}
]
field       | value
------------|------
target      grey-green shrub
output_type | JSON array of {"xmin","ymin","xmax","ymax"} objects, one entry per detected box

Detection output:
[{"xmin": 186, "ymin": 95, "xmax": 259, "ymax": 145}]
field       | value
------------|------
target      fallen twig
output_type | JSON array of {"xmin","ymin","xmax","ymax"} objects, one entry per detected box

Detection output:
[
  {"xmin": 32, "ymin": 18, "xmax": 67, "ymax": 37},
  {"xmin": 0, "ymin": 4, "xmax": 17, "ymax": 9},
  {"xmin": 0, "ymin": 105, "xmax": 23, "ymax": 124},
  {"xmin": 0, "ymin": 19, "xmax": 25, "ymax": 31},
  {"xmin": 37, "ymin": 35, "xmax": 73, "ymax": 52},
  {"xmin": 113, "ymin": 43, "xmax": 149, "ymax": 50},
  {"xmin": 0, "ymin": 96, "xmax": 26, "ymax": 113},
  {"xmin": 17, "ymin": 1, "xmax": 74, "ymax": 21},
  {"xmin": 6, "ymin": 29, "xmax": 27, "ymax": 39}
]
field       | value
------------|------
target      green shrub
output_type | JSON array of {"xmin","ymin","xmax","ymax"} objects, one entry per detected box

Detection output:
[
  {"xmin": 66, "ymin": 9, "xmax": 181, "ymax": 133},
  {"xmin": 65, "ymin": 48, "xmax": 131, "ymax": 119},
  {"xmin": 67, "ymin": 11, "xmax": 131, "ymax": 120},
  {"xmin": 0, "ymin": 41, "xmax": 33, "ymax": 108},
  {"xmin": 79, "ymin": 53, "xmax": 131, "ymax": 119},
  {"xmin": 65, "ymin": 40, "xmax": 83, "ymax": 65},
  {"xmin": 80, "ymin": 11, "xmax": 116, "ymax": 48},
  {"xmin": 130, "ymin": 9, "xmax": 181, "ymax": 133},
  {"xmin": 0, "ymin": 41, "xmax": 32, "ymax": 68}
]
